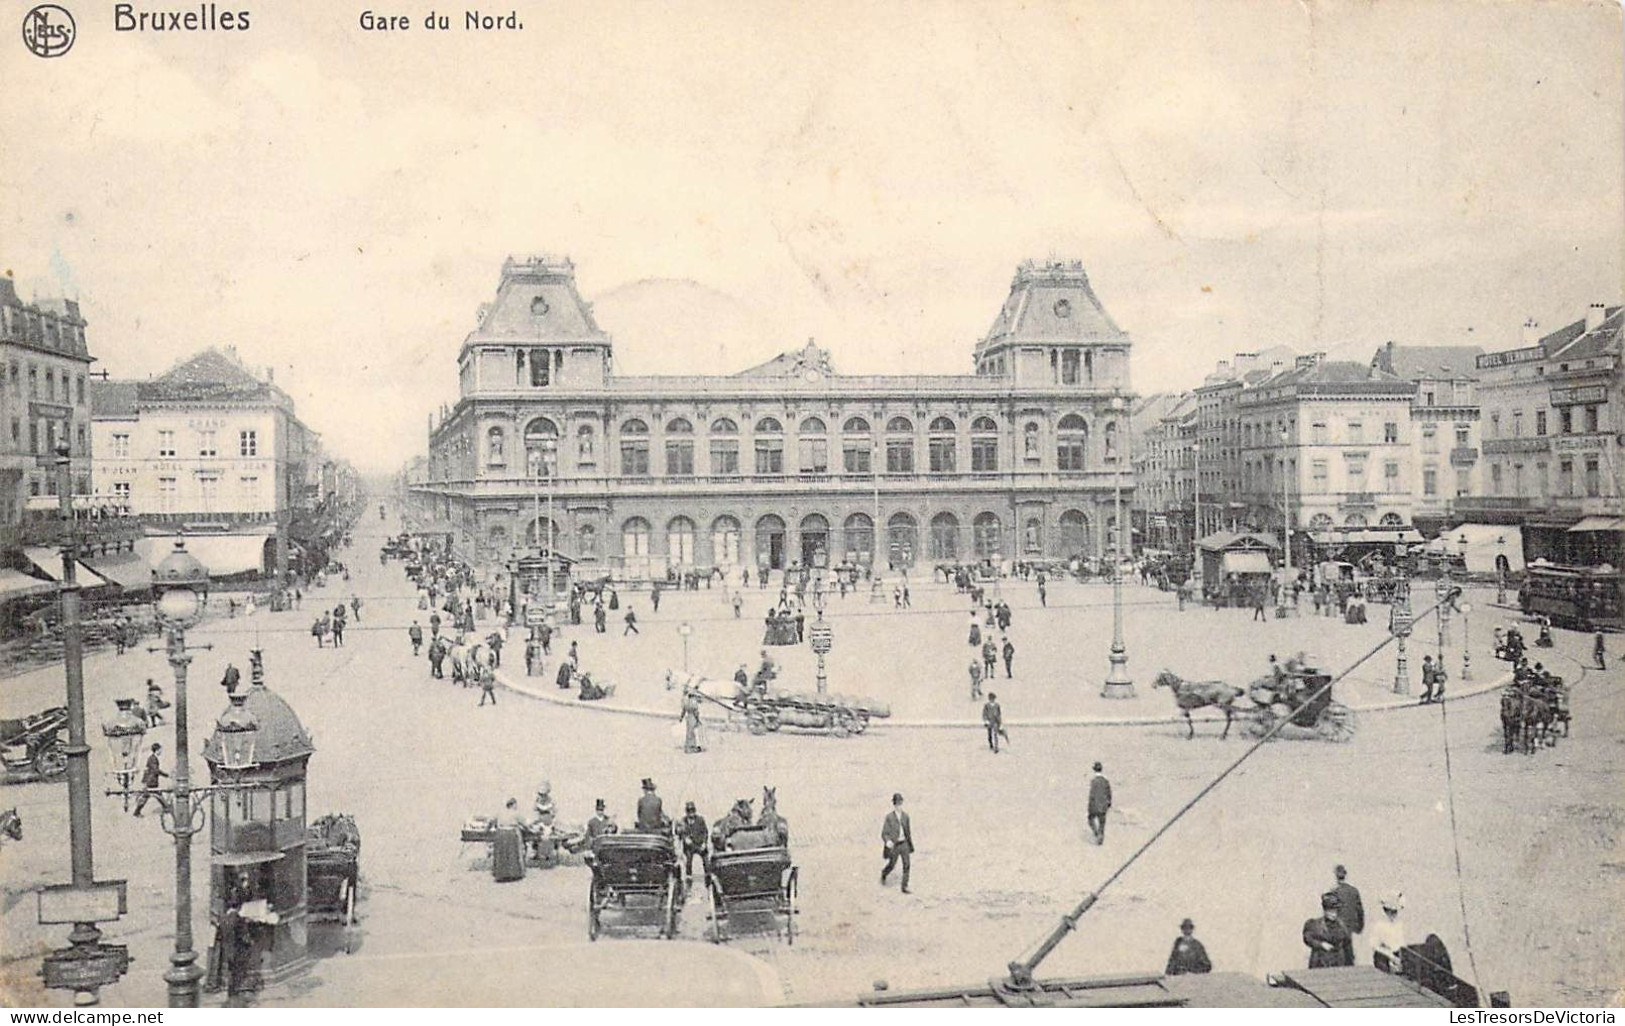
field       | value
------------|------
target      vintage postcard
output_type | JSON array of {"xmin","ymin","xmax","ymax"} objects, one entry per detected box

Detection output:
[{"xmin": 1, "ymin": 0, "xmax": 1621, "ymax": 1012}]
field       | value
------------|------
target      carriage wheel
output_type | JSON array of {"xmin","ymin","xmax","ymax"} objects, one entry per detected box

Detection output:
[
  {"xmin": 832, "ymin": 711, "xmax": 853, "ymax": 739},
  {"xmin": 762, "ymin": 709, "xmax": 782, "ymax": 732},
  {"xmin": 342, "ymin": 880, "xmax": 358, "ymax": 953},
  {"xmin": 1245, "ymin": 710, "xmax": 1274, "ymax": 740},
  {"xmin": 784, "ymin": 867, "xmax": 798, "ymax": 946},
  {"xmin": 662, "ymin": 876, "xmax": 680, "ymax": 939},
  {"xmin": 33, "ymin": 744, "xmax": 68, "ymax": 780},
  {"xmin": 747, "ymin": 711, "xmax": 768, "ymax": 736},
  {"xmin": 852, "ymin": 713, "xmax": 869, "ymax": 735},
  {"xmin": 587, "ymin": 881, "xmax": 601, "ymax": 941},
  {"xmin": 1317, "ymin": 705, "xmax": 1356, "ymax": 743},
  {"xmin": 708, "ymin": 881, "xmax": 724, "ymax": 943}
]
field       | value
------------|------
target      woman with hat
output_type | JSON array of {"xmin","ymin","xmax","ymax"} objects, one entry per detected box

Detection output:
[
  {"xmin": 1165, "ymin": 919, "xmax": 1212, "ymax": 975},
  {"xmin": 1370, "ymin": 893, "xmax": 1406, "ymax": 972},
  {"xmin": 1302, "ymin": 891, "xmax": 1355, "ymax": 968}
]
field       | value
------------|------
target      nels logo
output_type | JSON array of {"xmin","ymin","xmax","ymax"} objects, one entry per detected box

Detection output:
[{"xmin": 22, "ymin": 4, "xmax": 76, "ymax": 58}]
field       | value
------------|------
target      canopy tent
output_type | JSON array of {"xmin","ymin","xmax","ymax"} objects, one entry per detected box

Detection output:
[
  {"xmin": 1425, "ymin": 523, "xmax": 1525, "ymax": 575},
  {"xmin": 1220, "ymin": 551, "xmax": 1273, "ymax": 576},
  {"xmin": 0, "ymin": 568, "xmax": 56, "ymax": 601},
  {"xmin": 23, "ymin": 548, "xmax": 112, "ymax": 589},
  {"xmin": 136, "ymin": 535, "xmax": 269, "ymax": 578},
  {"xmin": 1198, "ymin": 530, "xmax": 1280, "ymax": 553},
  {"xmin": 1569, "ymin": 516, "xmax": 1625, "ymax": 533}
]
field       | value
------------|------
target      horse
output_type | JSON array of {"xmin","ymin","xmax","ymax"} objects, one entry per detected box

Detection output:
[
  {"xmin": 1500, "ymin": 687, "xmax": 1553, "ymax": 755},
  {"xmin": 448, "ymin": 639, "xmax": 491, "ymax": 686},
  {"xmin": 1153, "ymin": 670, "xmax": 1246, "ymax": 740},
  {"xmin": 0, "ymin": 808, "xmax": 20, "ymax": 846},
  {"xmin": 757, "ymin": 786, "xmax": 790, "ymax": 847},
  {"xmin": 711, "ymin": 798, "xmax": 755, "ymax": 852}
]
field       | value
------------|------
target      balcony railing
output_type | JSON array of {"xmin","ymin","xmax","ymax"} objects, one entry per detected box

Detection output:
[{"xmin": 412, "ymin": 468, "xmax": 1128, "ymax": 495}]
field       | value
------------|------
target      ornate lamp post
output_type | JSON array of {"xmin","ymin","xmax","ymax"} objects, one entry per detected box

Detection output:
[
  {"xmin": 1496, "ymin": 534, "xmax": 1507, "ymax": 606},
  {"xmin": 101, "ymin": 701, "xmax": 147, "ymax": 813},
  {"xmin": 1391, "ymin": 582, "xmax": 1412, "ymax": 696},
  {"xmin": 1102, "ymin": 392, "xmax": 1134, "ymax": 698},
  {"xmin": 809, "ymin": 589, "xmax": 833, "ymax": 693},
  {"xmin": 677, "ymin": 621, "xmax": 693, "ymax": 673},
  {"xmin": 1459, "ymin": 532, "xmax": 1473, "ymax": 682}
]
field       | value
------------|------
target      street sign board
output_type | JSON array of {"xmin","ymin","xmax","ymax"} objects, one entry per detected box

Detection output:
[
  {"xmin": 41, "ymin": 943, "xmax": 130, "ymax": 992},
  {"xmin": 808, "ymin": 623, "xmax": 833, "ymax": 654},
  {"xmin": 37, "ymin": 880, "xmax": 127, "ymax": 924},
  {"xmin": 525, "ymin": 606, "xmax": 548, "ymax": 626}
]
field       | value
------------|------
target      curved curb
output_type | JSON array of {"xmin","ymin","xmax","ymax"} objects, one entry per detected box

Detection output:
[{"xmin": 496, "ymin": 665, "xmax": 1515, "ymax": 731}]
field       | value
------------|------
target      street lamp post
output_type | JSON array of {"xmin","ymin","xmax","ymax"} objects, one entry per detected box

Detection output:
[
  {"xmin": 1280, "ymin": 426, "xmax": 1293, "ymax": 609},
  {"xmin": 1103, "ymin": 393, "xmax": 1134, "ymax": 699},
  {"xmin": 677, "ymin": 621, "xmax": 693, "ymax": 673},
  {"xmin": 1392, "ymin": 584, "xmax": 1413, "ymax": 695},
  {"xmin": 809, "ymin": 589, "xmax": 834, "ymax": 694},
  {"xmin": 1191, "ymin": 438, "xmax": 1202, "ymax": 588},
  {"xmin": 1459, "ymin": 533, "xmax": 1473, "ymax": 682},
  {"xmin": 1496, "ymin": 534, "xmax": 1507, "ymax": 606}
]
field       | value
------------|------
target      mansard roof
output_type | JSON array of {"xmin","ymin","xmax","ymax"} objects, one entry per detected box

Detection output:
[
  {"xmin": 463, "ymin": 255, "xmax": 609, "ymax": 350},
  {"xmin": 139, "ymin": 346, "xmax": 292, "ymax": 408},
  {"xmin": 979, "ymin": 260, "xmax": 1129, "ymax": 350}
]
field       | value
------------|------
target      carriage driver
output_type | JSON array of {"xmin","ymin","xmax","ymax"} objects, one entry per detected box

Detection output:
[{"xmin": 635, "ymin": 778, "xmax": 669, "ymax": 833}]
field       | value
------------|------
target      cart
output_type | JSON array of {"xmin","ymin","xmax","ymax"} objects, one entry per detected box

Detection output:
[
  {"xmin": 706, "ymin": 846, "xmax": 798, "ymax": 945},
  {"xmin": 744, "ymin": 690, "xmax": 890, "ymax": 738},
  {"xmin": 1, "ymin": 707, "xmax": 69, "ymax": 782},
  {"xmin": 306, "ymin": 814, "xmax": 361, "ymax": 953},
  {"xmin": 585, "ymin": 833, "xmax": 683, "ymax": 941},
  {"xmin": 1244, "ymin": 666, "xmax": 1356, "ymax": 742}
]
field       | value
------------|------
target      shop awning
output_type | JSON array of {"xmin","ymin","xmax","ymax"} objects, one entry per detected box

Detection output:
[
  {"xmin": 139, "ymin": 536, "xmax": 268, "ymax": 577},
  {"xmin": 210, "ymin": 850, "xmax": 285, "ymax": 867},
  {"xmin": 0, "ymin": 568, "xmax": 55, "ymax": 600},
  {"xmin": 82, "ymin": 553, "xmax": 154, "ymax": 592},
  {"xmin": 1569, "ymin": 516, "xmax": 1625, "ymax": 533},
  {"xmin": 1221, "ymin": 551, "xmax": 1273, "ymax": 575},
  {"xmin": 23, "ymin": 548, "xmax": 111, "ymax": 588}
]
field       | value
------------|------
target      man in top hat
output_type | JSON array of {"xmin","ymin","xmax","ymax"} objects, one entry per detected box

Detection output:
[
  {"xmin": 677, "ymin": 801, "xmax": 709, "ymax": 881},
  {"xmin": 635, "ymin": 779, "xmax": 667, "ymax": 833},
  {"xmin": 1302, "ymin": 891, "xmax": 1355, "ymax": 968},
  {"xmin": 1165, "ymin": 918, "xmax": 1212, "ymax": 975},
  {"xmin": 880, "ymin": 793, "xmax": 914, "ymax": 894},
  {"xmin": 1332, "ymin": 864, "xmax": 1365, "ymax": 935},
  {"xmin": 584, "ymin": 799, "xmax": 616, "ymax": 841},
  {"xmin": 132, "ymin": 742, "xmax": 168, "ymax": 817},
  {"xmin": 1087, "ymin": 762, "xmax": 1113, "ymax": 845}
]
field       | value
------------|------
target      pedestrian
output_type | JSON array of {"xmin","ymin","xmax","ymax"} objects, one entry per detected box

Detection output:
[
  {"xmin": 478, "ymin": 664, "xmax": 497, "ymax": 706},
  {"xmin": 623, "ymin": 608, "xmax": 640, "ymax": 635},
  {"xmin": 794, "ymin": 610, "xmax": 805, "ymax": 643},
  {"xmin": 132, "ymin": 743, "xmax": 167, "ymax": 817},
  {"xmin": 969, "ymin": 616, "xmax": 982, "ymax": 648},
  {"xmin": 539, "ymin": 622, "xmax": 553, "ymax": 655},
  {"xmin": 555, "ymin": 659, "xmax": 574, "ymax": 690},
  {"xmin": 1038, "ymin": 579, "xmax": 1047, "ymax": 607},
  {"xmin": 311, "ymin": 616, "xmax": 326, "ymax": 648},
  {"xmin": 902, "ymin": 585, "xmax": 911, "ymax": 608},
  {"xmin": 331, "ymin": 615, "xmax": 345, "ymax": 647},
  {"xmin": 350, "ymin": 595, "xmax": 362, "ymax": 622},
  {"xmin": 742, "ymin": 567, "xmax": 751, "ymax": 589},
  {"xmin": 428, "ymin": 638, "xmax": 445, "ymax": 678},
  {"xmin": 732, "ymin": 593, "xmax": 743, "ymax": 619},
  {"xmin": 144, "ymin": 680, "xmax": 169, "ymax": 726},
  {"xmin": 487, "ymin": 631, "xmax": 503, "ymax": 668},
  {"xmin": 220, "ymin": 663, "xmax": 241, "ymax": 694},
  {"xmin": 594, "ymin": 604, "xmax": 607, "ymax": 634},
  {"xmin": 1252, "ymin": 588, "xmax": 1267, "ymax": 621},
  {"xmin": 1332, "ymin": 865, "xmax": 1365, "ymax": 936},
  {"xmin": 1595, "ymin": 630, "xmax": 1608, "ymax": 671},
  {"xmin": 893, "ymin": 587, "xmax": 902, "ymax": 609},
  {"xmin": 429, "ymin": 612, "xmax": 442, "ymax": 639},
  {"xmin": 1087, "ymin": 761, "xmax": 1112, "ymax": 845},
  {"xmin": 969, "ymin": 658, "xmax": 984, "ymax": 700},
  {"xmin": 680, "ymin": 688, "xmax": 703, "ymax": 753},
  {"xmin": 1002, "ymin": 637, "xmax": 1015, "ymax": 678},
  {"xmin": 1303, "ymin": 892, "xmax": 1355, "ymax": 968},
  {"xmin": 1370, "ymin": 893, "xmax": 1406, "ymax": 972},
  {"xmin": 408, "ymin": 621, "xmax": 423, "ymax": 657},
  {"xmin": 982, "ymin": 692, "xmax": 1004, "ymax": 753},
  {"xmin": 1166, "ymin": 919, "xmax": 1212, "ymax": 975},
  {"xmin": 982, "ymin": 638, "xmax": 998, "ymax": 680},
  {"xmin": 678, "ymin": 801, "xmax": 709, "ymax": 881},
  {"xmin": 880, "ymin": 793, "xmax": 913, "ymax": 894},
  {"xmin": 568, "ymin": 640, "xmax": 579, "ymax": 667},
  {"xmin": 651, "ymin": 586, "xmax": 661, "ymax": 613}
]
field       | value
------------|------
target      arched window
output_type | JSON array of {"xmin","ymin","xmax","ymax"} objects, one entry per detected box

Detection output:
[
  {"xmin": 486, "ymin": 426, "xmax": 506, "ymax": 467},
  {"xmin": 665, "ymin": 418, "xmax": 695, "ymax": 476},
  {"xmin": 710, "ymin": 417, "xmax": 738, "ymax": 434},
  {"xmin": 577, "ymin": 523, "xmax": 597, "ymax": 559},
  {"xmin": 886, "ymin": 512, "xmax": 918, "ymax": 568},
  {"xmin": 885, "ymin": 417, "xmax": 915, "ymax": 474},
  {"xmin": 1308, "ymin": 513, "xmax": 1335, "ymax": 531},
  {"xmin": 526, "ymin": 517, "xmax": 559, "ymax": 549},
  {"xmin": 1344, "ymin": 513, "xmax": 1369, "ymax": 528},
  {"xmin": 1057, "ymin": 414, "xmax": 1088, "ymax": 471},
  {"xmin": 1023, "ymin": 517, "xmax": 1042, "ymax": 554},
  {"xmin": 754, "ymin": 418, "xmax": 784, "ymax": 474},
  {"xmin": 523, "ymin": 418, "xmax": 558, "ymax": 478},
  {"xmin": 755, "ymin": 514, "xmax": 787, "ymax": 569},
  {"xmin": 799, "ymin": 513, "xmax": 830, "ymax": 567},
  {"xmin": 971, "ymin": 417, "xmax": 998, "ymax": 472},
  {"xmin": 488, "ymin": 523, "xmax": 509, "ymax": 546},
  {"xmin": 842, "ymin": 416, "xmax": 870, "ymax": 433},
  {"xmin": 1058, "ymin": 508, "xmax": 1090, "ymax": 555},
  {"xmin": 1378, "ymin": 512, "xmax": 1405, "ymax": 527},
  {"xmin": 710, "ymin": 419, "xmax": 740, "ymax": 476},
  {"xmin": 929, "ymin": 512, "xmax": 960, "ymax": 560},
  {"xmin": 711, "ymin": 515, "xmax": 741, "ymax": 567},
  {"xmin": 755, "ymin": 417, "xmax": 783, "ymax": 434},
  {"xmin": 928, "ymin": 417, "xmax": 956, "ymax": 473},
  {"xmin": 842, "ymin": 418, "xmax": 872, "ymax": 474},
  {"xmin": 667, "ymin": 516, "xmax": 696, "ymax": 565},
  {"xmin": 798, "ymin": 418, "xmax": 828, "ymax": 474},
  {"xmin": 843, "ymin": 512, "xmax": 874, "ymax": 564},
  {"xmin": 619, "ymin": 419, "xmax": 650, "ymax": 477},
  {"xmin": 622, "ymin": 516, "xmax": 651, "ymax": 557},
  {"xmin": 666, "ymin": 417, "xmax": 693, "ymax": 434},
  {"xmin": 1023, "ymin": 422, "xmax": 1040, "ymax": 460},
  {"xmin": 973, "ymin": 512, "xmax": 1002, "ymax": 559},
  {"xmin": 577, "ymin": 424, "xmax": 596, "ymax": 465}
]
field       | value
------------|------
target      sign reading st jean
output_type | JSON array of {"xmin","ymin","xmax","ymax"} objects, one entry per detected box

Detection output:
[{"xmin": 360, "ymin": 9, "xmax": 524, "ymax": 31}]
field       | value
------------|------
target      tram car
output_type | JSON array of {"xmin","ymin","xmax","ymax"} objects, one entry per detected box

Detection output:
[{"xmin": 1519, "ymin": 563, "xmax": 1624, "ymax": 631}]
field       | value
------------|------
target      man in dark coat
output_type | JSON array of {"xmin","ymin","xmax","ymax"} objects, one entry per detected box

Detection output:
[
  {"xmin": 982, "ymin": 638, "xmax": 998, "ymax": 680},
  {"xmin": 880, "ymin": 793, "xmax": 913, "ymax": 893},
  {"xmin": 1002, "ymin": 637, "xmax": 1016, "ymax": 678},
  {"xmin": 1087, "ymin": 762, "xmax": 1112, "ymax": 845},
  {"xmin": 635, "ymin": 778, "xmax": 666, "ymax": 832},
  {"xmin": 486, "ymin": 631, "xmax": 503, "ymax": 668},
  {"xmin": 982, "ymin": 693, "xmax": 1005, "ymax": 753},
  {"xmin": 554, "ymin": 658, "xmax": 573, "ymax": 690},
  {"xmin": 220, "ymin": 663, "xmax": 241, "ymax": 694},
  {"xmin": 408, "ymin": 621, "xmax": 423, "ymax": 657},
  {"xmin": 594, "ymin": 604, "xmax": 607, "ymax": 634},
  {"xmin": 1332, "ymin": 864, "xmax": 1366, "ymax": 935},
  {"xmin": 429, "ymin": 612, "xmax": 442, "ymax": 639},
  {"xmin": 1303, "ymin": 892, "xmax": 1355, "ymax": 967},
  {"xmin": 428, "ymin": 638, "xmax": 445, "ymax": 678},
  {"xmin": 132, "ymin": 742, "xmax": 168, "ymax": 816},
  {"xmin": 1166, "ymin": 918, "xmax": 1212, "ymax": 975},
  {"xmin": 584, "ymin": 799, "xmax": 616, "ymax": 840},
  {"xmin": 677, "ymin": 801, "xmax": 709, "ymax": 881}
]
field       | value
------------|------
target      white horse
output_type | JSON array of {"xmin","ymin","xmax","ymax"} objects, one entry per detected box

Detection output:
[{"xmin": 449, "ymin": 639, "xmax": 491, "ymax": 686}]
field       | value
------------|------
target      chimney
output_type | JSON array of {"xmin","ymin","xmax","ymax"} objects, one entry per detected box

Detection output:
[
  {"xmin": 1521, "ymin": 318, "xmax": 1541, "ymax": 346},
  {"xmin": 1585, "ymin": 303, "xmax": 1606, "ymax": 332}
]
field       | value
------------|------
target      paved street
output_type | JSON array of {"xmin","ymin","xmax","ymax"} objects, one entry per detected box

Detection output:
[{"xmin": 2, "ymin": 513, "xmax": 1621, "ymax": 1007}]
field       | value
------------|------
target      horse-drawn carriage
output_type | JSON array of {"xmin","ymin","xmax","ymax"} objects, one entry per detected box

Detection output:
[
  {"xmin": 1154, "ymin": 659, "xmax": 1355, "ymax": 743},
  {"xmin": 705, "ymin": 790, "xmax": 797, "ymax": 944},
  {"xmin": 1, "ymin": 707, "xmax": 70, "ymax": 782},
  {"xmin": 306, "ymin": 814, "xmax": 361, "ymax": 953},
  {"xmin": 1500, "ymin": 669, "xmax": 1571, "ymax": 755},
  {"xmin": 585, "ymin": 833, "xmax": 683, "ymax": 940},
  {"xmin": 742, "ymin": 690, "xmax": 889, "ymax": 737}
]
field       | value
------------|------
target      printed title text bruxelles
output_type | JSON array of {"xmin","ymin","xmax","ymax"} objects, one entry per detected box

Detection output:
[{"xmin": 113, "ymin": 3, "xmax": 249, "ymax": 30}]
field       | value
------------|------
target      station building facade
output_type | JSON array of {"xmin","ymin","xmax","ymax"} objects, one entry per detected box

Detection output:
[{"xmin": 413, "ymin": 256, "xmax": 1137, "ymax": 576}]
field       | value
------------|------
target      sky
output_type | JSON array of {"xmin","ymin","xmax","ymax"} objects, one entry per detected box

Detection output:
[{"xmin": 2, "ymin": 0, "xmax": 1621, "ymax": 473}]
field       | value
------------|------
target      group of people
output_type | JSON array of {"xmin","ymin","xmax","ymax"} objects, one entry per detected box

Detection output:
[
  {"xmin": 1300, "ymin": 864, "xmax": 1424, "ymax": 981},
  {"xmin": 309, "ymin": 598, "xmax": 359, "ymax": 648},
  {"xmin": 966, "ymin": 598, "xmax": 1018, "ymax": 700}
]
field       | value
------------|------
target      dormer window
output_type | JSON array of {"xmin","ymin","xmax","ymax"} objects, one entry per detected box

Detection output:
[
  {"xmin": 1054, "ymin": 299, "xmax": 1072, "ymax": 318},
  {"xmin": 530, "ymin": 348, "xmax": 550, "ymax": 386},
  {"xmin": 531, "ymin": 296, "xmax": 550, "ymax": 316}
]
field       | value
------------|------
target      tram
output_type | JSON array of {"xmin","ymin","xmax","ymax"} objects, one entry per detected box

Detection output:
[{"xmin": 1519, "ymin": 562, "xmax": 1624, "ymax": 630}]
